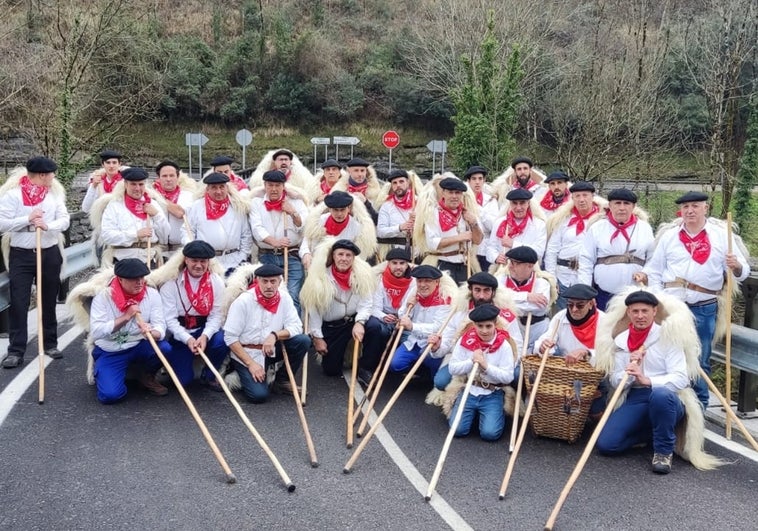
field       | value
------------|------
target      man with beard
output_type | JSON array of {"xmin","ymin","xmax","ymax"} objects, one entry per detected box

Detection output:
[
  {"xmin": 150, "ymin": 160, "xmax": 195, "ymax": 259},
  {"xmin": 185, "ymin": 172, "xmax": 252, "ymax": 275},
  {"xmin": 159, "ymin": 241, "xmax": 229, "ymax": 390},
  {"xmin": 510, "ymin": 156, "xmax": 545, "ymax": 199},
  {"xmin": 463, "ymin": 165, "xmax": 499, "ymax": 272},
  {"xmin": 209, "ymin": 155, "xmax": 248, "ymax": 191},
  {"xmin": 377, "ymin": 169, "xmax": 415, "ymax": 249},
  {"xmin": 539, "ymin": 171, "xmax": 571, "ymax": 218},
  {"xmin": 361, "ymin": 247, "xmax": 415, "ymax": 385},
  {"xmin": 82, "ymin": 149, "xmax": 124, "ymax": 213},
  {"xmin": 486, "ymin": 188, "xmax": 547, "ymax": 264},
  {"xmin": 578, "ymin": 188, "xmax": 654, "ymax": 310},
  {"xmin": 0, "ymin": 156, "xmax": 70, "ymax": 368},
  {"xmin": 249, "ymin": 170, "xmax": 309, "ymax": 312},
  {"xmin": 224, "ymin": 264, "xmax": 310, "ymax": 402}
]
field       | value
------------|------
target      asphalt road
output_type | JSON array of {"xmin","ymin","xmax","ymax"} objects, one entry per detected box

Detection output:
[{"xmin": 1, "ymin": 317, "xmax": 757, "ymax": 531}]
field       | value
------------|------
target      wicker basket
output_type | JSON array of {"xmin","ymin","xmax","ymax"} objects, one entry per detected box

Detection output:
[{"xmin": 522, "ymin": 355, "xmax": 604, "ymax": 443}]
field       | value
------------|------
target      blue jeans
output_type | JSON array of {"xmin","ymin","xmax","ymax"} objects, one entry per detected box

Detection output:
[
  {"xmin": 434, "ymin": 364, "xmax": 452, "ymax": 390},
  {"xmin": 594, "ymin": 286, "xmax": 613, "ymax": 311},
  {"xmin": 165, "ymin": 329, "xmax": 229, "ymax": 386},
  {"xmin": 597, "ymin": 386, "xmax": 684, "ymax": 455},
  {"xmin": 449, "ymin": 389, "xmax": 506, "ymax": 441},
  {"xmin": 555, "ymin": 279, "xmax": 569, "ymax": 311},
  {"xmin": 259, "ymin": 253, "xmax": 304, "ymax": 315},
  {"xmin": 689, "ymin": 301, "xmax": 718, "ymax": 409},
  {"xmin": 389, "ymin": 343, "xmax": 442, "ymax": 376},
  {"xmin": 92, "ymin": 340, "xmax": 169, "ymax": 404}
]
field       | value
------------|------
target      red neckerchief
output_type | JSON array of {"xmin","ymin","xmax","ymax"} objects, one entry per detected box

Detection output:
[
  {"xmin": 627, "ymin": 323, "xmax": 652, "ymax": 352},
  {"xmin": 331, "ymin": 265, "xmax": 352, "ymax": 291},
  {"xmin": 320, "ymin": 179, "xmax": 332, "ymax": 195},
  {"xmin": 229, "ymin": 173, "xmax": 248, "ymax": 191},
  {"xmin": 515, "ymin": 179, "xmax": 536, "ymax": 190},
  {"xmin": 153, "ymin": 181, "xmax": 181, "ymax": 203},
  {"xmin": 679, "ymin": 228, "xmax": 711, "ymax": 265},
  {"xmin": 570, "ymin": 310, "xmax": 599, "ymax": 349},
  {"xmin": 325, "ymin": 215, "xmax": 349, "ymax": 236},
  {"xmin": 101, "ymin": 173, "xmax": 122, "ymax": 194},
  {"xmin": 417, "ymin": 285, "xmax": 449, "ymax": 307},
  {"xmin": 205, "ymin": 193, "xmax": 230, "ymax": 220},
  {"xmin": 506, "ymin": 273, "xmax": 535, "ymax": 293},
  {"xmin": 348, "ymin": 178, "xmax": 369, "ymax": 195},
  {"xmin": 382, "ymin": 267, "xmax": 412, "ymax": 309},
  {"xmin": 608, "ymin": 212, "xmax": 637, "ymax": 244},
  {"xmin": 19, "ymin": 176, "xmax": 48, "ymax": 206},
  {"xmin": 567, "ymin": 204, "xmax": 599, "ymax": 235},
  {"xmin": 390, "ymin": 189, "xmax": 414, "ymax": 211},
  {"xmin": 124, "ymin": 192, "xmax": 151, "ymax": 220},
  {"xmin": 475, "ymin": 191, "xmax": 484, "ymax": 206},
  {"xmin": 250, "ymin": 280, "xmax": 281, "ymax": 313},
  {"xmin": 460, "ymin": 327, "xmax": 510, "ymax": 353},
  {"xmin": 110, "ymin": 277, "xmax": 146, "ymax": 313},
  {"xmin": 496, "ymin": 210, "xmax": 532, "ymax": 238},
  {"xmin": 540, "ymin": 191, "xmax": 570, "ymax": 211},
  {"xmin": 264, "ymin": 191, "xmax": 286, "ymax": 212},
  {"xmin": 183, "ymin": 269, "xmax": 213, "ymax": 316},
  {"xmin": 437, "ymin": 200, "xmax": 462, "ymax": 231}
]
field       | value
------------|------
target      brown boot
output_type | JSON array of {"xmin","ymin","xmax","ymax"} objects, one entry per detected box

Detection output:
[
  {"xmin": 272, "ymin": 379, "xmax": 301, "ymax": 396},
  {"xmin": 139, "ymin": 372, "xmax": 168, "ymax": 397}
]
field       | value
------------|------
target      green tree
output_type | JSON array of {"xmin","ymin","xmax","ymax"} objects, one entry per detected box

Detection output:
[
  {"xmin": 449, "ymin": 11, "xmax": 523, "ymax": 173},
  {"xmin": 734, "ymin": 96, "xmax": 758, "ymax": 232}
]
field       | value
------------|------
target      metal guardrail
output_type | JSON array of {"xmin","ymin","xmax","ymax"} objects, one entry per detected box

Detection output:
[{"xmin": 712, "ymin": 325, "xmax": 758, "ymax": 415}]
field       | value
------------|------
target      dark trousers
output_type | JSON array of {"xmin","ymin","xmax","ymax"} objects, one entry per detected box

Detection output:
[
  {"xmin": 322, "ymin": 317, "xmax": 355, "ymax": 376},
  {"xmin": 438, "ymin": 260, "xmax": 468, "ymax": 285},
  {"xmin": 165, "ymin": 329, "xmax": 229, "ymax": 386},
  {"xmin": 8, "ymin": 246, "xmax": 62, "ymax": 357},
  {"xmin": 362, "ymin": 316, "xmax": 396, "ymax": 371},
  {"xmin": 594, "ymin": 285, "xmax": 614, "ymax": 311}
]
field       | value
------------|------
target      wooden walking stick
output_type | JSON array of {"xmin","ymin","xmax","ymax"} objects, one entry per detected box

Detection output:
[
  {"xmin": 347, "ymin": 340, "xmax": 361, "ymax": 448},
  {"xmin": 196, "ymin": 348, "xmax": 295, "ymax": 492},
  {"xmin": 281, "ymin": 341, "xmax": 319, "ymax": 467},
  {"xmin": 36, "ymin": 228, "xmax": 45, "ymax": 405},
  {"xmin": 134, "ymin": 313, "xmax": 236, "ymax": 483},
  {"xmin": 697, "ymin": 366, "xmax": 758, "ymax": 453},
  {"xmin": 544, "ymin": 358, "xmax": 641, "ymax": 530},
  {"xmin": 344, "ymin": 308, "xmax": 456, "ymax": 473},
  {"xmin": 425, "ymin": 363, "xmax": 479, "ymax": 501},
  {"xmin": 283, "ymin": 213, "xmax": 290, "ymax": 285},
  {"xmin": 725, "ymin": 212, "xmax": 734, "ymax": 439},
  {"xmin": 145, "ymin": 215, "xmax": 153, "ymax": 271},
  {"xmin": 301, "ymin": 309, "xmax": 309, "ymax": 406},
  {"xmin": 352, "ymin": 325, "xmax": 401, "ymax": 425}
]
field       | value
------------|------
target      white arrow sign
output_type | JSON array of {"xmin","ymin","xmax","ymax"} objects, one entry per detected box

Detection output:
[
  {"xmin": 333, "ymin": 136, "xmax": 360, "ymax": 146},
  {"xmin": 426, "ymin": 140, "xmax": 447, "ymax": 153},
  {"xmin": 185, "ymin": 133, "xmax": 209, "ymax": 147},
  {"xmin": 311, "ymin": 137, "xmax": 330, "ymax": 145}
]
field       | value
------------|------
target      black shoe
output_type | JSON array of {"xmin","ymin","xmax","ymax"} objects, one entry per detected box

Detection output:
[
  {"xmin": 651, "ymin": 453, "xmax": 672, "ymax": 474},
  {"xmin": 45, "ymin": 348, "xmax": 63, "ymax": 359},
  {"xmin": 2, "ymin": 355, "xmax": 23, "ymax": 369},
  {"xmin": 357, "ymin": 368, "xmax": 373, "ymax": 387}
]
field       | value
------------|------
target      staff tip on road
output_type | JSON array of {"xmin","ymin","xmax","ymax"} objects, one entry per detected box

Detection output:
[
  {"xmin": 286, "ymin": 482, "xmax": 296, "ymax": 493},
  {"xmin": 225, "ymin": 473, "xmax": 237, "ymax": 484}
]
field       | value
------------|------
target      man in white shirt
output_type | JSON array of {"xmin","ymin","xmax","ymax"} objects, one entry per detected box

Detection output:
[
  {"xmin": 463, "ymin": 165, "xmax": 499, "ymax": 273},
  {"xmin": 539, "ymin": 171, "xmax": 572, "ymax": 218},
  {"xmin": 486, "ymin": 188, "xmax": 547, "ymax": 264},
  {"xmin": 377, "ymin": 169, "xmax": 415, "ymax": 249},
  {"xmin": 81, "ymin": 149, "xmax": 124, "ymax": 213},
  {"xmin": 150, "ymin": 160, "xmax": 195, "ymax": 260}
]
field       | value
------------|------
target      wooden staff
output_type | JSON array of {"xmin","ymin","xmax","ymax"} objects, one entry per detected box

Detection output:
[
  {"xmin": 344, "ymin": 308, "xmax": 456, "ymax": 473},
  {"xmin": 281, "ymin": 341, "xmax": 319, "ymax": 467},
  {"xmin": 725, "ymin": 212, "xmax": 733, "ymax": 439},
  {"xmin": 135, "ymin": 313, "xmax": 236, "ymax": 483},
  {"xmin": 425, "ymin": 363, "xmax": 479, "ymax": 501},
  {"xmin": 352, "ymin": 324, "xmax": 401, "ymax": 424},
  {"xmin": 196, "ymin": 348, "xmax": 295, "ymax": 492},
  {"xmin": 283, "ymin": 211, "xmax": 290, "ymax": 284},
  {"xmin": 697, "ymin": 366, "xmax": 758, "ymax": 452},
  {"xmin": 544, "ymin": 358, "xmax": 641, "ymax": 530},
  {"xmin": 301, "ymin": 309, "xmax": 309, "ymax": 406},
  {"xmin": 356, "ymin": 301, "xmax": 415, "ymax": 437},
  {"xmin": 347, "ymin": 340, "xmax": 361, "ymax": 448},
  {"xmin": 145, "ymin": 215, "xmax": 153, "ymax": 271},
  {"xmin": 36, "ymin": 228, "xmax": 45, "ymax": 405},
  {"xmin": 182, "ymin": 215, "xmax": 193, "ymax": 241}
]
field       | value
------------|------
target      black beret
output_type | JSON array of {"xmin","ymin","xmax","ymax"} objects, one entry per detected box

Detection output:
[
  {"xmin": 463, "ymin": 165, "xmax": 488, "ymax": 179},
  {"xmin": 114, "ymin": 258, "xmax": 150, "ymax": 279},
  {"xmin": 387, "ymin": 169, "xmax": 408, "ymax": 181},
  {"xmin": 321, "ymin": 159, "xmax": 341, "ymax": 169},
  {"xmin": 439, "ymin": 177, "xmax": 467, "ymax": 192},
  {"xmin": 563, "ymin": 284, "xmax": 598, "ymax": 300},
  {"xmin": 467, "ymin": 272, "xmax": 498, "ymax": 289},
  {"xmin": 506, "ymin": 188, "xmax": 533, "ymax": 201},
  {"xmin": 385, "ymin": 247, "xmax": 411, "ymax": 262},
  {"xmin": 324, "ymin": 191, "xmax": 354, "ymax": 208},
  {"xmin": 182, "ymin": 240, "xmax": 215, "ymax": 259},
  {"xmin": 624, "ymin": 290, "xmax": 658, "ymax": 307},
  {"xmin": 346, "ymin": 157, "xmax": 370, "ymax": 167},
  {"xmin": 469, "ymin": 304, "xmax": 500, "ymax": 322},
  {"xmin": 121, "ymin": 167, "xmax": 149, "ymax": 181},
  {"xmin": 410, "ymin": 265, "xmax": 442, "ymax": 279},
  {"xmin": 100, "ymin": 149, "xmax": 122, "ymax": 161},
  {"xmin": 331, "ymin": 239, "xmax": 360, "ymax": 256},
  {"xmin": 505, "ymin": 246, "xmax": 539, "ymax": 264},
  {"xmin": 272, "ymin": 149, "xmax": 293, "ymax": 160},
  {"xmin": 26, "ymin": 156, "xmax": 57, "ymax": 173},
  {"xmin": 203, "ymin": 172, "xmax": 230, "ymax": 185},
  {"xmin": 511, "ymin": 156, "xmax": 533, "ymax": 169},
  {"xmin": 210, "ymin": 155, "xmax": 234, "ymax": 167},
  {"xmin": 545, "ymin": 171, "xmax": 569, "ymax": 183},
  {"xmin": 254, "ymin": 264, "xmax": 284, "ymax": 277},
  {"xmin": 569, "ymin": 181, "xmax": 595, "ymax": 193},
  {"xmin": 607, "ymin": 188, "xmax": 637, "ymax": 203},
  {"xmin": 675, "ymin": 191, "xmax": 709, "ymax": 204},
  {"xmin": 155, "ymin": 160, "xmax": 180, "ymax": 174},
  {"xmin": 262, "ymin": 170, "xmax": 286, "ymax": 183}
]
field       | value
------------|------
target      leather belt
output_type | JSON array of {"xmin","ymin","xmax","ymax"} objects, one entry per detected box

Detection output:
[
  {"xmin": 259, "ymin": 247, "xmax": 299, "ymax": 257},
  {"xmin": 472, "ymin": 378, "xmax": 505, "ymax": 391},
  {"xmin": 595, "ymin": 254, "xmax": 645, "ymax": 266},
  {"xmin": 323, "ymin": 315, "xmax": 355, "ymax": 328},
  {"xmin": 520, "ymin": 314, "xmax": 547, "ymax": 325},
  {"xmin": 687, "ymin": 298, "xmax": 718, "ymax": 307},
  {"xmin": 377, "ymin": 237, "xmax": 409, "ymax": 246},
  {"xmin": 215, "ymin": 248, "xmax": 239, "ymax": 256},
  {"xmin": 113, "ymin": 241, "xmax": 151, "ymax": 249},
  {"xmin": 665, "ymin": 278, "xmax": 721, "ymax": 296},
  {"xmin": 166, "ymin": 243, "xmax": 183, "ymax": 251},
  {"xmin": 430, "ymin": 250, "xmax": 461, "ymax": 257},
  {"xmin": 557, "ymin": 257, "xmax": 579, "ymax": 270},
  {"xmin": 241, "ymin": 343, "xmax": 263, "ymax": 350}
]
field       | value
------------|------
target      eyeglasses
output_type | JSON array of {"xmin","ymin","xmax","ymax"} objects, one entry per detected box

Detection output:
[{"xmin": 567, "ymin": 301, "xmax": 589, "ymax": 310}]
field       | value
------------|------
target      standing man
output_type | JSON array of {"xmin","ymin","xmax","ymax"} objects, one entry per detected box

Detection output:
[
  {"xmin": 635, "ymin": 192, "xmax": 750, "ymax": 410},
  {"xmin": 209, "ymin": 155, "xmax": 248, "ymax": 191},
  {"xmin": 377, "ymin": 169, "xmax": 416, "ymax": 249},
  {"xmin": 485, "ymin": 188, "xmax": 547, "ymax": 264},
  {"xmin": 335, "ymin": 157, "xmax": 381, "ymax": 224},
  {"xmin": 249, "ymin": 149, "xmax": 313, "ymax": 190},
  {"xmin": 463, "ymin": 165, "xmax": 499, "ymax": 272},
  {"xmin": 509, "ymin": 156, "xmax": 545, "ymax": 198},
  {"xmin": 310, "ymin": 159, "xmax": 343, "ymax": 204},
  {"xmin": 0, "ymin": 157, "xmax": 70, "ymax": 368},
  {"xmin": 150, "ymin": 160, "xmax": 195, "ymax": 259},
  {"xmin": 82, "ymin": 149, "xmax": 124, "ymax": 213},
  {"xmin": 539, "ymin": 171, "xmax": 571, "ymax": 218}
]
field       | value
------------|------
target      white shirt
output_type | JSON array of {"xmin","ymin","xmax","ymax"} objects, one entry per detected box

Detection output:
[
  {"xmin": 160, "ymin": 271, "xmax": 225, "ymax": 344},
  {"xmin": 475, "ymin": 193, "xmax": 500, "ymax": 257},
  {"xmin": 101, "ymin": 200, "xmax": 170, "ymax": 262},
  {"xmin": 424, "ymin": 207, "xmax": 482, "ymax": 264},
  {"xmin": 485, "ymin": 214, "xmax": 547, "ymax": 263},
  {"xmin": 154, "ymin": 188, "xmax": 194, "ymax": 247},
  {"xmin": 0, "ymin": 187, "xmax": 70, "ymax": 249},
  {"xmin": 300, "ymin": 214, "xmax": 362, "ymax": 257},
  {"xmin": 497, "ymin": 274, "xmax": 551, "ymax": 317},
  {"xmin": 544, "ymin": 214, "xmax": 590, "ymax": 287},
  {"xmin": 371, "ymin": 276, "xmax": 416, "ymax": 320},
  {"xmin": 307, "ymin": 271, "xmax": 372, "ymax": 338},
  {"xmin": 448, "ymin": 334, "xmax": 515, "ymax": 396},
  {"xmin": 397, "ymin": 292, "xmax": 451, "ymax": 355},
  {"xmin": 533, "ymin": 309, "xmax": 604, "ymax": 367},
  {"xmin": 377, "ymin": 200, "xmax": 412, "ymax": 239},
  {"xmin": 90, "ymin": 286, "xmax": 166, "ymax": 351},
  {"xmin": 185, "ymin": 199, "xmax": 253, "ymax": 270},
  {"xmin": 440, "ymin": 307, "xmax": 523, "ymax": 360},
  {"xmin": 249, "ymin": 194, "xmax": 308, "ymax": 249}
]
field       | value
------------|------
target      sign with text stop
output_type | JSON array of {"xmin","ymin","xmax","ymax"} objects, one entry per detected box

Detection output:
[{"xmin": 382, "ymin": 130, "xmax": 400, "ymax": 149}]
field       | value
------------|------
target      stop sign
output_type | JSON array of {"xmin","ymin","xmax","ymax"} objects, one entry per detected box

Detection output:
[{"xmin": 382, "ymin": 130, "xmax": 400, "ymax": 149}]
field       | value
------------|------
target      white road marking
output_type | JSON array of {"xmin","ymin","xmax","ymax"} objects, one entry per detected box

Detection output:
[{"xmin": 705, "ymin": 430, "xmax": 758, "ymax": 463}]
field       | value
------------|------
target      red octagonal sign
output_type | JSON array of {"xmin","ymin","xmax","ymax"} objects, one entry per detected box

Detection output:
[{"xmin": 382, "ymin": 130, "xmax": 400, "ymax": 149}]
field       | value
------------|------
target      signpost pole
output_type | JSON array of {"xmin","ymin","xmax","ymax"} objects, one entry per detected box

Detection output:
[{"xmin": 188, "ymin": 144, "xmax": 193, "ymax": 179}]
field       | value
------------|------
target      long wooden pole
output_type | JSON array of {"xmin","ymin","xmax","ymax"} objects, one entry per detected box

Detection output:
[
  {"xmin": 135, "ymin": 313, "xmax": 236, "ymax": 483},
  {"xmin": 281, "ymin": 342, "xmax": 319, "ymax": 467},
  {"xmin": 425, "ymin": 363, "xmax": 478, "ymax": 501},
  {"xmin": 697, "ymin": 366, "xmax": 758, "ymax": 452},
  {"xmin": 347, "ymin": 340, "xmax": 361, "ymax": 448},
  {"xmin": 196, "ymin": 348, "xmax": 295, "ymax": 492},
  {"xmin": 725, "ymin": 212, "xmax": 733, "ymax": 439},
  {"xmin": 36, "ymin": 228, "xmax": 45, "ymax": 405},
  {"xmin": 352, "ymin": 325, "xmax": 401, "ymax": 424},
  {"xmin": 145, "ymin": 216, "xmax": 152, "ymax": 271},
  {"xmin": 301, "ymin": 309, "xmax": 309, "ymax": 406}
]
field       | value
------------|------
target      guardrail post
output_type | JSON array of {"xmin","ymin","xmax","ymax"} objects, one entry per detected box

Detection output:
[{"xmin": 739, "ymin": 271, "xmax": 758, "ymax": 413}]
